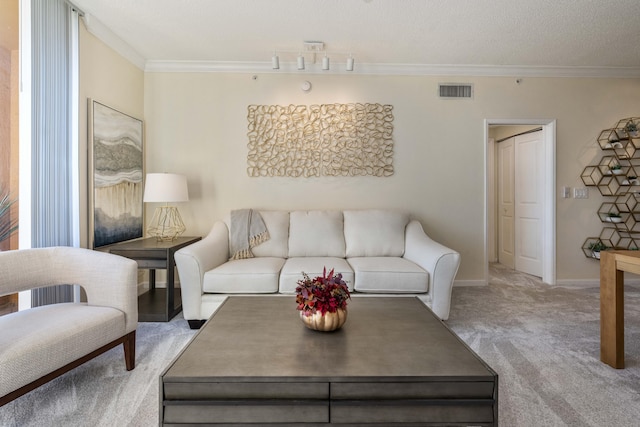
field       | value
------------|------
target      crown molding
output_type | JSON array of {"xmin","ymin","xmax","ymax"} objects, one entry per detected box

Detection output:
[
  {"xmin": 81, "ymin": 13, "xmax": 146, "ymax": 70},
  {"xmin": 144, "ymin": 60, "xmax": 640, "ymax": 78},
  {"xmin": 77, "ymin": 19, "xmax": 640, "ymax": 79}
]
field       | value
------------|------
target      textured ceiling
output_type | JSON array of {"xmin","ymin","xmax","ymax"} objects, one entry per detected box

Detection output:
[{"xmin": 72, "ymin": 0, "xmax": 640, "ymax": 74}]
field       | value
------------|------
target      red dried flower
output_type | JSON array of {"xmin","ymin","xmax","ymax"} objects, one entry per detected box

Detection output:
[{"xmin": 295, "ymin": 267, "xmax": 350, "ymax": 316}]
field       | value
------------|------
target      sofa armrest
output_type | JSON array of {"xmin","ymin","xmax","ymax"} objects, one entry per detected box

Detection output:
[
  {"xmin": 175, "ymin": 221, "xmax": 229, "ymax": 320},
  {"xmin": 403, "ymin": 220, "xmax": 460, "ymax": 320}
]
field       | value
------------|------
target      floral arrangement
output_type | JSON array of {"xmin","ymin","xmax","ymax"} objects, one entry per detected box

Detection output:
[{"xmin": 296, "ymin": 267, "xmax": 350, "ymax": 316}]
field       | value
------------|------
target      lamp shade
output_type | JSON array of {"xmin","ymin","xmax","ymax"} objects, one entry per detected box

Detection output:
[{"xmin": 143, "ymin": 173, "xmax": 189, "ymax": 203}]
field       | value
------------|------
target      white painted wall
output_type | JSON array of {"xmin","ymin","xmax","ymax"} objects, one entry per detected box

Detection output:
[
  {"xmin": 78, "ymin": 22, "xmax": 145, "ymax": 249},
  {"xmin": 143, "ymin": 73, "xmax": 639, "ymax": 283},
  {"xmin": 76, "ymin": 28, "xmax": 640, "ymax": 284}
]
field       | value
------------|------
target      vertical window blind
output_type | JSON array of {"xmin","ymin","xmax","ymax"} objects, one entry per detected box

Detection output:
[{"xmin": 30, "ymin": 0, "xmax": 79, "ymax": 306}]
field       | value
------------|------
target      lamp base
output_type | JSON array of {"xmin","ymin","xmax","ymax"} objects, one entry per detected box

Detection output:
[{"xmin": 147, "ymin": 206, "xmax": 186, "ymax": 242}]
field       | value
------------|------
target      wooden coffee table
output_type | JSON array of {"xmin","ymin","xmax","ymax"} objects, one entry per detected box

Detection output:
[{"xmin": 160, "ymin": 296, "xmax": 498, "ymax": 426}]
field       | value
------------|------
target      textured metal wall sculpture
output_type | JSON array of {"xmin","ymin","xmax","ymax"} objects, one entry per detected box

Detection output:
[{"xmin": 247, "ymin": 103, "xmax": 394, "ymax": 177}]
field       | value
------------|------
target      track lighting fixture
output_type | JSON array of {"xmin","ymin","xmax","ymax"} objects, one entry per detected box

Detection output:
[{"xmin": 271, "ymin": 41, "xmax": 354, "ymax": 72}]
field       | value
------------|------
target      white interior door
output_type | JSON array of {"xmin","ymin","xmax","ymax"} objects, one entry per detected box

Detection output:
[
  {"xmin": 514, "ymin": 131, "xmax": 543, "ymax": 277},
  {"xmin": 485, "ymin": 119, "xmax": 556, "ymax": 286},
  {"xmin": 498, "ymin": 137, "xmax": 515, "ymax": 268}
]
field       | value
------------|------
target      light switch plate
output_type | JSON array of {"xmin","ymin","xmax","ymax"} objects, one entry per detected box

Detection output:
[{"xmin": 574, "ymin": 187, "xmax": 589, "ymax": 199}]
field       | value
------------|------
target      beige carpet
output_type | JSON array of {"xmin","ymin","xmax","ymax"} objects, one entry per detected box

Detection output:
[
  {"xmin": 1, "ymin": 265, "xmax": 639, "ymax": 426},
  {"xmin": 0, "ymin": 313, "xmax": 197, "ymax": 426},
  {"xmin": 447, "ymin": 263, "xmax": 640, "ymax": 427}
]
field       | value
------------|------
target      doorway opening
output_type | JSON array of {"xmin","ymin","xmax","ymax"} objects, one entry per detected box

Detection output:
[{"xmin": 484, "ymin": 119, "xmax": 556, "ymax": 285}]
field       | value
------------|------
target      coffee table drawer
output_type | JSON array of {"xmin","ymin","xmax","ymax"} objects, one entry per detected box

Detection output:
[
  {"xmin": 163, "ymin": 401, "xmax": 329, "ymax": 424},
  {"xmin": 331, "ymin": 400, "xmax": 495, "ymax": 424},
  {"xmin": 164, "ymin": 382, "xmax": 328, "ymax": 399},
  {"xmin": 331, "ymin": 381, "xmax": 496, "ymax": 399}
]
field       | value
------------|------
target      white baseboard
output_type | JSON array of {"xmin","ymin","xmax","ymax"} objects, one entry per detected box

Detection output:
[
  {"xmin": 555, "ymin": 278, "xmax": 640, "ymax": 288},
  {"xmin": 454, "ymin": 278, "xmax": 640, "ymax": 288},
  {"xmin": 136, "ymin": 278, "xmax": 640, "ymax": 296},
  {"xmin": 454, "ymin": 279, "xmax": 487, "ymax": 287},
  {"xmin": 554, "ymin": 279, "xmax": 600, "ymax": 288}
]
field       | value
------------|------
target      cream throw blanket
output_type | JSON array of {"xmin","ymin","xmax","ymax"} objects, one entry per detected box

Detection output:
[{"xmin": 229, "ymin": 209, "xmax": 270, "ymax": 260}]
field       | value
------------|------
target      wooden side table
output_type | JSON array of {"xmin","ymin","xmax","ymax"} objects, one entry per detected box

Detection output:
[
  {"xmin": 105, "ymin": 236, "xmax": 201, "ymax": 322},
  {"xmin": 599, "ymin": 250, "xmax": 640, "ymax": 368}
]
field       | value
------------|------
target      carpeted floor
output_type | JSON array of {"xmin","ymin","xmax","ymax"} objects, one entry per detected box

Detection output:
[
  {"xmin": 1, "ymin": 264, "xmax": 639, "ymax": 426},
  {"xmin": 0, "ymin": 313, "xmax": 198, "ymax": 427},
  {"xmin": 446, "ymin": 264, "xmax": 640, "ymax": 427}
]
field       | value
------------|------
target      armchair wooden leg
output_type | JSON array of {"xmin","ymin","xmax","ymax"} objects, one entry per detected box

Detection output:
[
  {"xmin": 1, "ymin": 332, "xmax": 138, "ymax": 407},
  {"xmin": 123, "ymin": 331, "xmax": 136, "ymax": 371}
]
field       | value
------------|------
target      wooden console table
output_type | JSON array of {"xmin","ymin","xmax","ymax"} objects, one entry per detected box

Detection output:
[
  {"xmin": 105, "ymin": 236, "xmax": 201, "ymax": 322},
  {"xmin": 599, "ymin": 250, "xmax": 640, "ymax": 368}
]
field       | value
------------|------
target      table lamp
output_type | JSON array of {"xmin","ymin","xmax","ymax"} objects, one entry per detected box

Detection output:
[{"xmin": 143, "ymin": 173, "xmax": 189, "ymax": 241}]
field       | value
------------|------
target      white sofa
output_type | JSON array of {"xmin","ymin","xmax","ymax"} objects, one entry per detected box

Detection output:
[
  {"xmin": 175, "ymin": 210, "xmax": 460, "ymax": 328},
  {"xmin": 0, "ymin": 247, "xmax": 138, "ymax": 406}
]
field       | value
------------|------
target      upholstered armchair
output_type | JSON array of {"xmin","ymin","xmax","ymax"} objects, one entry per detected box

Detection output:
[{"xmin": 0, "ymin": 246, "xmax": 138, "ymax": 406}]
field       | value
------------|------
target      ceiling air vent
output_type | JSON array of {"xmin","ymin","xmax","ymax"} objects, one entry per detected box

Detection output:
[{"xmin": 438, "ymin": 83, "xmax": 473, "ymax": 99}]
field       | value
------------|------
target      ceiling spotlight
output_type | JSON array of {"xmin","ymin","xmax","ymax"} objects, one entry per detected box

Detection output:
[
  {"xmin": 297, "ymin": 54, "xmax": 305, "ymax": 70},
  {"xmin": 322, "ymin": 55, "xmax": 330, "ymax": 71},
  {"xmin": 346, "ymin": 55, "xmax": 354, "ymax": 72}
]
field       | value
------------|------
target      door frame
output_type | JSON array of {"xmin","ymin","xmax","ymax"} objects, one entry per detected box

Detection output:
[
  {"xmin": 484, "ymin": 119, "xmax": 556, "ymax": 285},
  {"xmin": 496, "ymin": 135, "xmax": 515, "ymax": 269}
]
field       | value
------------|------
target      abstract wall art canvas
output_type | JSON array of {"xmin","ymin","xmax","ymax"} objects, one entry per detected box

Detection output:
[{"xmin": 89, "ymin": 100, "xmax": 143, "ymax": 248}]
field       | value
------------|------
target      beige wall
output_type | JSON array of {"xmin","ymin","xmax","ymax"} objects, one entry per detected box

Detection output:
[
  {"xmin": 143, "ymin": 72, "xmax": 640, "ymax": 283},
  {"xmin": 78, "ymin": 21, "xmax": 144, "ymax": 248},
  {"xmin": 74, "ymin": 28, "xmax": 640, "ymax": 284},
  {"xmin": 489, "ymin": 125, "xmax": 540, "ymax": 141}
]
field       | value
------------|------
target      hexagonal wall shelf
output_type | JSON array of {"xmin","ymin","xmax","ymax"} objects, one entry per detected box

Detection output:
[{"xmin": 581, "ymin": 117, "xmax": 640, "ymax": 258}]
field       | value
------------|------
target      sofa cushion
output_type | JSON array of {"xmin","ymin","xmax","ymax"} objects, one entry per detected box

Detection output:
[
  {"xmin": 0, "ymin": 303, "xmax": 125, "ymax": 398},
  {"xmin": 251, "ymin": 211, "xmax": 290, "ymax": 258},
  {"xmin": 279, "ymin": 257, "xmax": 355, "ymax": 293},
  {"xmin": 288, "ymin": 211, "xmax": 346, "ymax": 257},
  {"xmin": 203, "ymin": 257, "xmax": 284, "ymax": 293},
  {"xmin": 344, "ymin": 210, "xmax": 409, "ymax": 257},
  {"xmin": 348, "ymin": 257, "xmax": 428, "ymax": 293}
]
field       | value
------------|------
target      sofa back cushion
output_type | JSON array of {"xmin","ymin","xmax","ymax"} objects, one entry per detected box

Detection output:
[
  {"xmin": 251, "ymin": 211, "xmax": 290, "ymax": 258},
  {"xmin": 288, "ymin": 210, "xmax": 346, "ymax": 257},
  {"xmin": 344, "ymin": 210, "xmax": 409, "ymax": 257}
]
